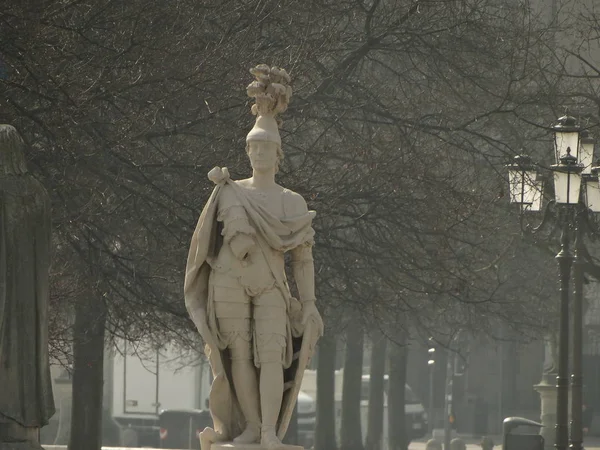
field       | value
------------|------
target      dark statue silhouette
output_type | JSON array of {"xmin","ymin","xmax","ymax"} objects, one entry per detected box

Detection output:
[{"xmin": 0, "ymin": 125, "xmax": 55, "ymax": 450}]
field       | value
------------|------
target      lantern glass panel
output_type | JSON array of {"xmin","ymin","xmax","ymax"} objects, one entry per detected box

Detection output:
[
  {"xmin": 555, "ymin": 131, "xmax": 580, "ymax": 163},
  {"xmin": 553, "ymin": 170, "xmax": 582, "ymax": 204},
  {"xmin": 508, "ymin": 169, "xmax": 537, "ymax": 204},
  {"xmin": 523, "ymin": 180, "xmax": 544, "ymax": 212},
  {"xmin": 585, "ymin": 178, "xmax": 600, "ymax": 212},
  {"xmin": 580, "ymin": 141, "xmax": 595, "ymax": 174}
]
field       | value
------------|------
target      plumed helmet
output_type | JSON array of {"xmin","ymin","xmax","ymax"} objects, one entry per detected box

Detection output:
[
  {"xmin": 245, "ymin": 64, "xmax": 292, "ymax": 145},
  {"xmin": 246, "ymin": 115, "xmax": 281, "ymax": 145}
]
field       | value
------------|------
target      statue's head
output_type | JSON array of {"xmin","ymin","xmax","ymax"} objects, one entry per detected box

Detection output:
[
  {"xmin": 246, "ymin": 140, "xmax": 284, "ymax": 174},
  {"xmin": 0, "ymin": 125, "xmax": 28, "ymax": 175},
  {"xmin": 246, "ymin": 114, "xmax": 283, "ymax": 173}
]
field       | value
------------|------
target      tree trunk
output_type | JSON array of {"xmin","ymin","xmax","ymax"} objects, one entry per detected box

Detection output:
[
  {"xmin": 341, "ymin": 325, "xmax": 364, "ymax": 450},
  {"xmin": 68, "ymin": 293, "xmax": 107, "ymax": 450},
  {"xmin": 315, "ymin": 333, "xmax": 338, "ymax": 450},
  {"xmin": 366, "ymin": 331, "xmax": 387, "ymax": 450},
  {"xmin": 388, "ymin": 333, "xmax": 409, "ymax": 450}
]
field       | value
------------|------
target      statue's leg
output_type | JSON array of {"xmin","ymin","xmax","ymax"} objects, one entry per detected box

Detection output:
[
  {"xmin": 254, "ymin": 290, "xmax": 287, "ymax": 449},
  {"xmin": 229, "ymin": 339, "xmax": 261, "ymax": 443},
  {"xmin": 259, "ymin": 362, "xmax": 284, "ymax": 444},
  {"xmin": 214, "ymin": 285, "xmax": 261, "ymax": 444}
]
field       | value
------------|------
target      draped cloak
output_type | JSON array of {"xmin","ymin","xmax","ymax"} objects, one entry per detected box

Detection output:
[
  {"xmin": 184, "ymin": 172, "xmax": 315, "ymax": 441},
  {"xmin": 0, "ymin": 174, "xmax": 55, "ymax": 427}
]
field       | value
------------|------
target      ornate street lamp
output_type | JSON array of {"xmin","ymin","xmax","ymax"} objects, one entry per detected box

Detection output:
[
  {"xmin": 507, "ymin": 155, "xmax": 543, "ymax": 212},
  {"xmin": 506, "ymin": 116, "xmax": 598, "ymax": 450},
  {"xmin": 553, "ymin": 115, "xmax": 580, "ymax": 164},
  {"xmin": 550, "ymin": 149, "xmax": 584, "ymax": 204}
]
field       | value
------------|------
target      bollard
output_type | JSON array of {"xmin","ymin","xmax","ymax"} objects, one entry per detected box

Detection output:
[
  {"xmin": 503, "ymin": 417, "xmax": 544, "ymax": 450},
  {"xmin": 426, "ymin": 438, "xmax": 443, "ymax": 450},
  {"xmin": 450, "ymin": 438, "xmax": 466, "ymax": 450},
  {"xmin": 480, "ymin": 436, "xmax": 495, "ymax": 450}
]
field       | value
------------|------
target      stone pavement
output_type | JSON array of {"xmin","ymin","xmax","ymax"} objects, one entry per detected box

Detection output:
[
  {"xmin": 42, "ymin": 436, "xmax": 600, "ymax": 450},
  {"xmin": 410, "ymin": 435, "xmax": 600, "ymax": 450}
]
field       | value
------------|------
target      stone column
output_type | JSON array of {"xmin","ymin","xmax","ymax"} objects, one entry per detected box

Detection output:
[
  {"xmin": 534, "ymin": 376, "xmax": 558, "ymax": 450},
  {"xmin": 534, "ymin": 333, "xmax": 566, "ymax": 450}
]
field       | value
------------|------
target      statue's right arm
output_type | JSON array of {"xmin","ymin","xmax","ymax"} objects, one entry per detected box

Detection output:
[
  {"xmin": 189, "ymin": 307, "xmax": 209, "ymax": 336},
  {"xmin": 218, "ymin": 185, "xmax": 256, "ymax": 259}
]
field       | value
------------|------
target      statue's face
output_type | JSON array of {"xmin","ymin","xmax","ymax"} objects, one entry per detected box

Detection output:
[{"xmin": 248, "ymin": 140, "xmax": 279, "ymax": 172}]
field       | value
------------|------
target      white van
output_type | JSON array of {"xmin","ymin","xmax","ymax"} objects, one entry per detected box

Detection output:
[
  {"xmin": 296, "ymin": 390, "xmax": 317, "ymax": 448},
  {"xmin": 108, "ymin": 340, "xmax": 211, "ymax": 447},
  {"xmin": 301, "ymin": 370, "xmax": 428, "ymax": 449}
]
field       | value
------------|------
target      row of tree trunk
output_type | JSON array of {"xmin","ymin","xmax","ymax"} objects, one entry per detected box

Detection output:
[
  {"xmin": 315, "ymin": 326, "xmax": 409, "ymax": 450},
  {"xmin": 66, "ymin": 312, "xmax": 408, "ymax": 450}
]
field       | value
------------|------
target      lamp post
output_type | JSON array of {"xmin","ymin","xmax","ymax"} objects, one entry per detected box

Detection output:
[
  {"xmin": 506, "ymin": 115, "xmax": 599, "ymax": 450},
  {"xmin": 554, "ymin": 217, "xmax": 573, "ymax": 450},
  {"xmin": 571, "ymin": 210, "xmax": 584, "ymax": 450}
]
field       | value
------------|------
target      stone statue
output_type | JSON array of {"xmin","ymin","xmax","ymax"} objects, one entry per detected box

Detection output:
[
  {"xmin": 0, "ymin": 125, "xmax": 55, "ymax": 449},
  {"xmin": 184, "ymin": 65, "xmax": 323, "ymax": 450},
  {"xmin": 542, "ymin": 332, "xmax": 559, "ymax": 379}
]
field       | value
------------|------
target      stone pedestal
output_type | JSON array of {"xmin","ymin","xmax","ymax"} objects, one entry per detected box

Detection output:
[
  {"xmin": 534, "ymin": 376, "xmax": 571, "ymax": 450},
  {"xmin": 212, "ymin": 444, "xmax": 303, "ymax": 450},
  {"xmin": 0, "ymin": 419, "xmax": 42, "ymax": 450}
]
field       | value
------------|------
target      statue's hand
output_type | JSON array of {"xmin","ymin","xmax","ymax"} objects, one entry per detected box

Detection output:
[
  {"xmin": 208, "ymin": 167, "xmax": 230, "ymax": 185},
  {"xmin": 301, "ymin": 301, "xmax": 324, "ymax": 337},
  {"xmin": 230, "ymin": 233, "xmax": 256, "ymax": 261}
]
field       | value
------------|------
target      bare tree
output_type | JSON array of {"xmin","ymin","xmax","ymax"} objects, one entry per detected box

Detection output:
[
  {"xmin": 341, "ymin": 320, "xmax": 365, "ymax": 450},
  {"xmin": 315, "ymin": 333, "xmax": 338, "ymax": 450},
  {"xmin": 0, "ymin": 0, "xmax": 582, "ymax": 447},
  {"xmin": 366, "ymin": 332, "xmax": 387, "ymax": 450},
  {"xmin": 388, "ymin": 331, "xmax": 409, "ymax": 450}
]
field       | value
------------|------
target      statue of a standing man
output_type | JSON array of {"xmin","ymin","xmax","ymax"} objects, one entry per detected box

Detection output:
[
  {"xmin": 0, "ymin": 125, "xmax": 55, "ymax": 449},
  {"xmin": 185, "ymin": 65, "xmax": 323, "ymax": 450}
]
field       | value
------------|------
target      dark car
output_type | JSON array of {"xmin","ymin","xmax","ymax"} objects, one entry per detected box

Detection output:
[{"xmin": 360, "ymin": 376, "xmax": 429, "ymax": 441}]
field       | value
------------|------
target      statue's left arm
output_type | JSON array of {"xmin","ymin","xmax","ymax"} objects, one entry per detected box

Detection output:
[{"xmin": 288, "ymin": 193, "xmax": 324, "ymax": 336}]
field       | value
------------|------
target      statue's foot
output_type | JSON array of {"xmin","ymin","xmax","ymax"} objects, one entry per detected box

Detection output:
[
  {"xmin": 260, "ymin": 427, "xmax": 283, "ymax": 450},
  {"xmin": 233, "ymin": 422, "xmax": 260, "ymax": 444},
  {"xmin": 200, "ymin": 427, "xmax": 224, "ymax": 450}
]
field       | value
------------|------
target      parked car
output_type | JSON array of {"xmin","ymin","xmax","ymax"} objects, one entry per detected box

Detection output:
[{"xmin": 158, "ymin": 409, "xmax": 212, "ymax": 449}]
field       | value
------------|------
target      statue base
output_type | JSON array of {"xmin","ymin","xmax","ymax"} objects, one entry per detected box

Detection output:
[
  {"xmin": 0, "ymin": 420, "xmax": 42, "ymax": 450},
  {"xmin": 534, "ymin": 376, "xmax": 571, "ymax": 450},
  {"xmin": 0, "ymin": 444, "xmax": 42, "ymax": 450},
  {"xmin": 213, "ymin": 443, "xmax": 303, "ymax": 450}
]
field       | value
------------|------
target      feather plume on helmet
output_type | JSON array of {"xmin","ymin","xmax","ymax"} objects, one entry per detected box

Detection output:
[{"xmin": 246, "ymin": 64, "xmax": 292, "ymax": 145}]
